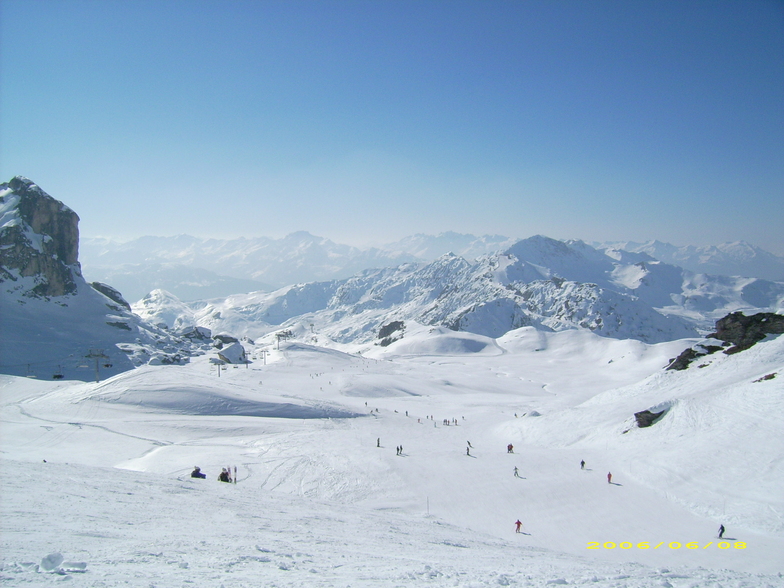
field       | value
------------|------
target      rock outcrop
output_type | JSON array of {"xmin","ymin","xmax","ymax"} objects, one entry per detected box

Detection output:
[
  {"xmin": 666, "ymin": 344, "xmax": 723, "ymax": 371},
  {"xmin": 0, "ymin": 176, "xmax": 81, "ymax": 297},
  {"xmin": 634, "ymin": 409, "xmax": 666, "ymax": 428},
  {"xmin": 667, "ymin": 311, "xmax": 784, "ymax": 370},
  {"xmin": 91, "ymin": 282, "xmax": 132, "ymax": 310},
  {"xmin": 709, "ymin": 312, "xmax": 784, "ymax": 354}
]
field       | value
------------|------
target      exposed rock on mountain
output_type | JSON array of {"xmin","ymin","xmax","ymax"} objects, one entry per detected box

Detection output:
[
  {"xmin": 634, "ymin": 409, "xmax": 667, "ymax": 428},
  {"xmin": 709, "ymin": 312, "xmax": 784, "ymax": 354},
  {"xmin": 0, "ymin": 178, "xmax": 206, "ymax": 380},
  {"xmin": 667, "ymin": 311, "xmax": 784, "ymax": 370},
  {"xmin": 0, "ymin": 176, "xmax": 81, "ymax": 297},
  {"xmin": 666, "ymin": 344, "xmax": 723, "ymax": 371},
  {"xmin": 90, "ymin": 282, "xmax": 131, "ymax": 310},
  {"xmin": 378, "ymin": 321, "xmax": 405, "ymax": 347}
]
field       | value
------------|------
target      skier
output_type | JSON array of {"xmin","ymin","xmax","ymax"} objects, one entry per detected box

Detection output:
[
  {"xmin": 580, "ymin": 460, "xmax": 585, "ymax": 470},
  {"xmin": 377, "ymin": 438, "xmax": 380, "ymax": 448},
  {"xmin": 218, "ymin": 468, "xmax": 231, "ymax": 483},
  {"xmin": 515, "ymin": 520, "xmax": 523, "ymax": 533},
  {"xmin": 466, "ymin": 446, "xmax": 470, "ymax": 456},
  {"xmin": 514, "ymin": 466, "xmax": 520, "ymax": 477},
  {"xmin": 607, "ymin": 472, "xmax": 612, "ymax": 484},
  {"xmin": 507, "ymin": 444, "xmax": 514, "ymax": 453},
  {"xmin": 191, "ymin": 466, "xmax": 206, "ymax": 479},
  {"xmin": 718, "ymin": 524, "xmax": 725, "ymax": 538}
]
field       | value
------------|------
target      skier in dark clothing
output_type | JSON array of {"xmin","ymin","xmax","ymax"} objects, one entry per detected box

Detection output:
[
  {"xmin": 580, "ymin": 460, "xmax": 585, "ymax": 470},
  {"xmin": 218, "ymin": 468, "xmax": 231, "ymax": 483},
  {"xmin": 191, "ymin": 466, "xmax": 206, "ymax": 479},
  {"xmin": 718, "ymin": 524, "xmax": 725, "ymax": 538},
  {"xmin": 515, "ymin": 520, "xmax": 523, "ymax": 533}
]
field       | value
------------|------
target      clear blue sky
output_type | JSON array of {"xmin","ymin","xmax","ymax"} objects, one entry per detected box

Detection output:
[{"xmin": 2, "ymin": 0, "xmax": 783, "ymax": 253}]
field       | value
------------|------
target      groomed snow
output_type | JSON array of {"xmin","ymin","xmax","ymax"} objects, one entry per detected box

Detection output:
[{"xmin": 2, "ymin": 327, "xmax": 783, "ymax": 586}]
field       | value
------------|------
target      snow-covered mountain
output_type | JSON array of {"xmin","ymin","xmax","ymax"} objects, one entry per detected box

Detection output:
[
  {"xmin": 5, "ymin": 177, "xmax": 783, "ymax": 380},
  {"xmin": 81, "ymin": 231, "xmax": 784, "ymax": 304},
  {"xmin": 133, "ymin": 235, "xmax": 784, "ymax": 348},
  {"xmin": 596, "ymin": 239, "xmax": 784, "ymax": 282},
  {"xmin": 0, "ymin": 177, "xmax": 205, "ymax": 380}
]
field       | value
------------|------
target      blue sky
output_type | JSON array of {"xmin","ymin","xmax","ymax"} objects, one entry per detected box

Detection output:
[{"xmin": 2, "ymin": 0, "xmax": 783, "ymax": 253}]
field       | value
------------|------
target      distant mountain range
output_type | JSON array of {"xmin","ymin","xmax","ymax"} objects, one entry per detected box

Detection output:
[
  {"xmin": 81, "ymin": 232, "xmax": 784, "ymax": 302},
  {"xmin": 3, "ymin": 176, "xmax": 784, "ymax": 381},
  {"xmin": 593, "ymin": 239, "xmax": 784, "ymax": 282},
  {"xmin": 132, "ymin": 235, "xmax": 784, "ymax": 347}
]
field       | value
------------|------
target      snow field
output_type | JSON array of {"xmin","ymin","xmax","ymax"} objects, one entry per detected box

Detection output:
[{"xmin": 2, "ymin": 327, "xmax": 783, "ymax": 585}]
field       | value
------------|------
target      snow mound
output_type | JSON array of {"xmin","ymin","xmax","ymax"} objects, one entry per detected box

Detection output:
[
  {"xmin": 70, "ymin": 366, "xmax": 360, "ymax": 419},
  {"xmin": 378, "ymin": 327, "xmax": 501, "ymax": 357}
]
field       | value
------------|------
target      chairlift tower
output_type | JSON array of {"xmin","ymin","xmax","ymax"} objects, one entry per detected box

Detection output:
[{"xmin": 85, "ymin": 349, "xmax": 110, "ymax": 383}]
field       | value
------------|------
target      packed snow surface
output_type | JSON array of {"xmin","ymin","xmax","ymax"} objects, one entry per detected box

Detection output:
[{"xmin": 2, "ymin": 327, "xmax": 783, "ymax": 586}]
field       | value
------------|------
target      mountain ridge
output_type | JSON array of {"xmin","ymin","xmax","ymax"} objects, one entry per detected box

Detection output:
[{"xmin": 81, "ymin": 232, "xmax": 784, "ymax": 303}]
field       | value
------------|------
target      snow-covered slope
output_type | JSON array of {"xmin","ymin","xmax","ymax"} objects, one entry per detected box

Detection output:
[{"xmin": 2, "ymin": 326, "xmax": 782, "ymax": 585}]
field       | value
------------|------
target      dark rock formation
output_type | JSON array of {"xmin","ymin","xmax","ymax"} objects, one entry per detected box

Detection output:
[
  {"xmin": 378, "ymin": 320, "xmax": 405, "ymax": 346},
  {"xmin": 634, "ymin": 409, "xmax": 666, "ymax": 428},
  {"xmin": 0, "ymin": 176, "xmax": 81, "ymax": 297},
  {"xmin": 378, "ymin": 321, "xmax": 405, "ymax": 340},
  {"xmin": 91, "ymin": 282, "xmax": 131, "ymax": 310},
  {"xmin": 753, "ymin": 373, "xmax": 776, "ymax": 383},
  {"xmin": 666, "ymin": 344, "xmax": 723, "ymax": 371},
  {"xmin": 709, "ymin": 312, "xmax": 784, "ymax": 354}
]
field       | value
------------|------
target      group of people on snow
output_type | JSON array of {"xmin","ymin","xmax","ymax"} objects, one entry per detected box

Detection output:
[{"xmin": 191, "ymin": 466, "xmax": 234, "ymax": 483}]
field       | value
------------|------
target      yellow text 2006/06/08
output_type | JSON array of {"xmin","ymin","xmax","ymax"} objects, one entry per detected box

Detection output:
[{"xmin": 587, "ymin": 541, "xmax": 746, "ymax": 550}]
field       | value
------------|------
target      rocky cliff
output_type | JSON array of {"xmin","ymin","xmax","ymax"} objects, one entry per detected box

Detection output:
[
  {"xmin": 0, "ymin": 177, "xmax": 206, "ymax": 380},
  {"xmin": 0, "ymin": 176, "xmax": 81, "ymax": 297}
]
